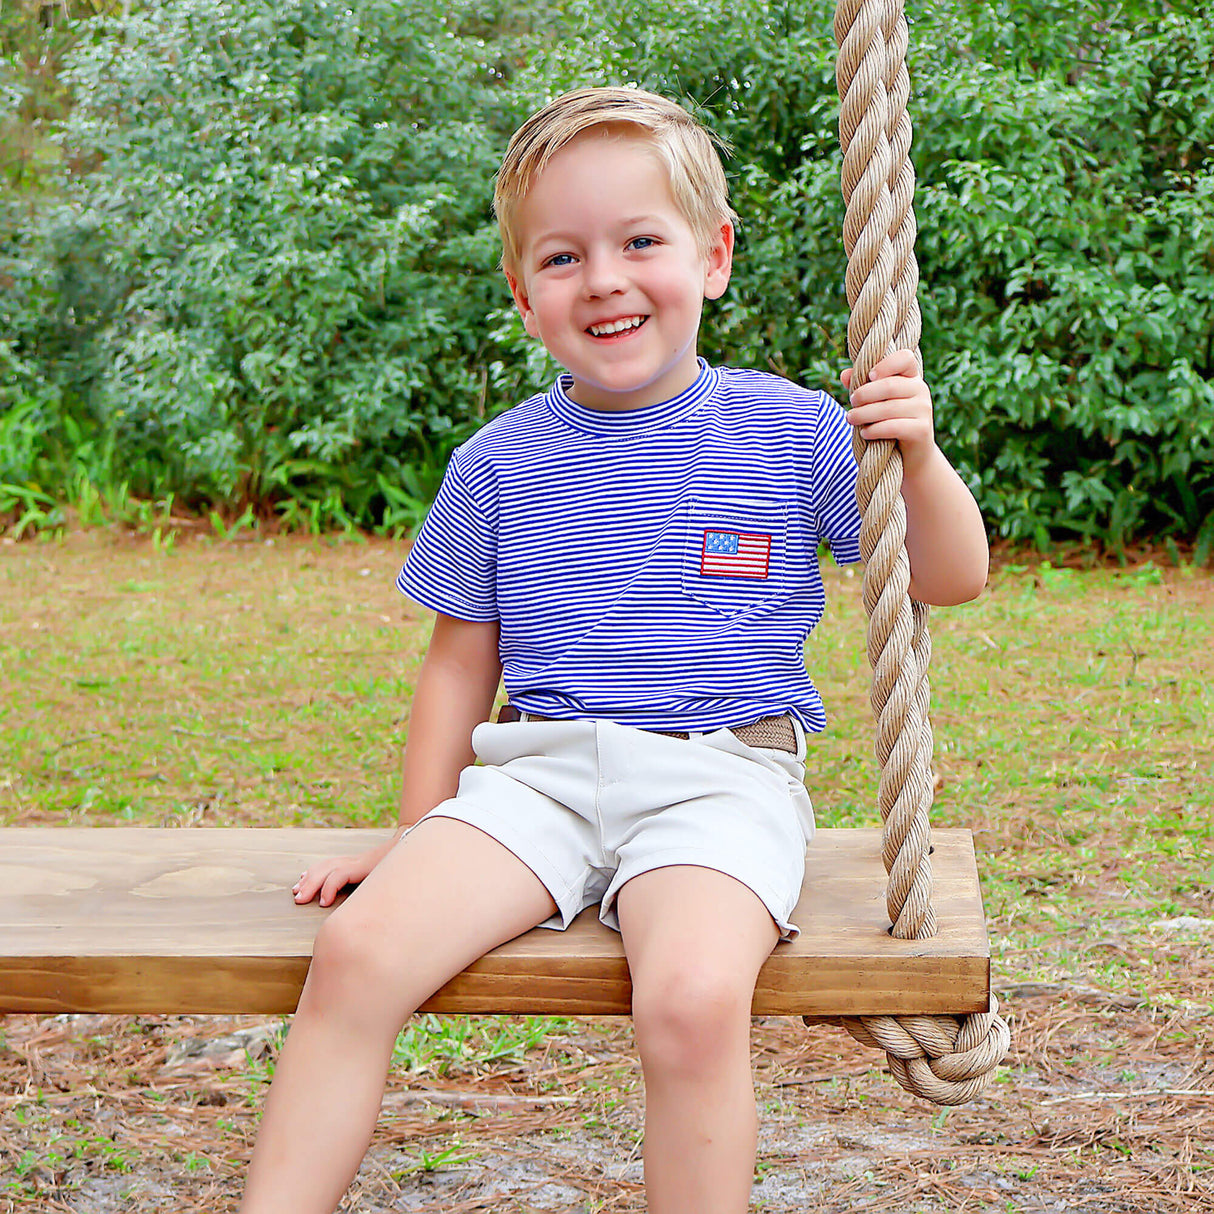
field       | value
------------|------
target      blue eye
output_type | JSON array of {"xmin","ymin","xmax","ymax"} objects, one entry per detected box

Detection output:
[
  {"xmin": 544, "ymin": 253, "xmax": 575, "ymax": 268},
  {"xmin": 628, "ymin": 237, "xmax": 656, "ymax": 251}
]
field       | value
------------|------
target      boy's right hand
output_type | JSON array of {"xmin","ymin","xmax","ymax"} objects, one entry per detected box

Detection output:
[{"xmin": 292, "ymin": 842, "xmax": 391, "ymax": 907}]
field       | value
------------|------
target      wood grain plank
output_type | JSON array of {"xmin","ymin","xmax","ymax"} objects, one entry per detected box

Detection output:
[{"xmin": 0, "ymin": 828, "xmax": 989, "ymax": 1016}]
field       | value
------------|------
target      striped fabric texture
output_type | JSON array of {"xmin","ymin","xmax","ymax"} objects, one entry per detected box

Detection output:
[{"xmin": 397, "ymin": 361, "xmax": 862, "ymax": 733}]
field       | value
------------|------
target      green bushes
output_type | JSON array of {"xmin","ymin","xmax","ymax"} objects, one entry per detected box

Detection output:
[
  {"xmin": 3, "ymin": 0, "xmax": 1212, "ymax": 553},
  {"xmin": 2, "ymin": 0, "xmax": 540, "ymax": 530},
  {"xmin": 909, "ymin": 3, "xmax": 1214, "ymax": 552}
]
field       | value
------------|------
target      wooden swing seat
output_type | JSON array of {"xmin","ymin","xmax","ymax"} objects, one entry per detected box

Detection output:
[{"xmin": 0, "ymin": 827, "xmax": 990, "ymax": 1018}]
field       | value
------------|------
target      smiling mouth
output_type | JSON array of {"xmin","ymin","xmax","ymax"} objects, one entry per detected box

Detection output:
[{"xmin": 587, "ymin": 315, "xmax": 648, "ymax": 337}]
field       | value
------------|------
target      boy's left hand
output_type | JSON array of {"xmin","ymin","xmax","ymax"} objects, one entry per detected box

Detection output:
[{"xmin": 841, "ymin": 349, "xmax": 936, "ymax": 476}]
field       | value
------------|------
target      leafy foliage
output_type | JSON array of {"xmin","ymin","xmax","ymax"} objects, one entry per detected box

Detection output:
[
  {"xmin": 4, "ymin": 0, "xmax": 538, "ymax": 527},
  {"xmin": 3, "ymin": 0, "xmax": 1212, "ymax": 553}
]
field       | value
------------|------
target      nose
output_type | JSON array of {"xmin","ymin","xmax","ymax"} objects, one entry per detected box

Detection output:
[{"xmin": 582, "ymin": 250, "xmax": 626, "ymax": 298}]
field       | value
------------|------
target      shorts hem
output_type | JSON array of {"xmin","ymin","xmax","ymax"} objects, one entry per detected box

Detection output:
[
  {"xmin": 602, "ymin": 846, "xmax": 803, "ymax": 941},
  {"xmin": 420, "ymin": 806, "xmax": 587, "ymax": 931}
]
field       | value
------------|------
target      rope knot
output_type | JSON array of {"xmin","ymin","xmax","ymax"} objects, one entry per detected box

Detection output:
[{"xmin": 832, "ymin": 997, "xmax": 1011, "ymax": 1105}]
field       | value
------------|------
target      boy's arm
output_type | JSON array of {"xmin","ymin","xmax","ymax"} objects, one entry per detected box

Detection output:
[
  {"xmin": 397, "ymin": 612, "xmax": 503, "ymax": 827},
  {"xmin": 294, "ymin": 612, "xmax": 502, "ymax": 907},
  {"xmin": 842, "ymin": 349, "xmax": 989, "ymax": 606},
  {"xmin": 896, "ymin": 444, "xmax": 990, "ymax": 606}
]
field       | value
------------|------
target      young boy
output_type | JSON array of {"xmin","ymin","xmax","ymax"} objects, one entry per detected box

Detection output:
[{"xmin": 239, "ymin": 87, "xmax": 988, "ymax": 1214}]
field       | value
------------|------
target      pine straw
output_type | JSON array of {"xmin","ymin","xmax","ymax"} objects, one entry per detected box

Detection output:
[
  {"xmin": 3, "ymin": 992, "xmax": 1210, "ymax": 1213},
  {"xmin": 3, "ymin": 537, "xmax": 1210, "ymax": 1210}
]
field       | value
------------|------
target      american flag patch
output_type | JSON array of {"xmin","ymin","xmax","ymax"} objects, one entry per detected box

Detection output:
[{"xmin": 701, "ymin": 530, "xmax": 771, "ymax": 579}]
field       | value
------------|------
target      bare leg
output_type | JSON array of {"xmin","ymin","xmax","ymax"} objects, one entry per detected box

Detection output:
[
  {"xmin": 239, "ymin": 818, "xmax": 557, "ymax": 1214},
  {"xmin": 616, "ymin": 866, "xmax": 779, "ymax": 1214}
]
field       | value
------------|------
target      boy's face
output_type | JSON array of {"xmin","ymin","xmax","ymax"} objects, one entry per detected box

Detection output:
[{"xmin": 505, "ymin": 131, "xmax": 733, "ymax": 411}]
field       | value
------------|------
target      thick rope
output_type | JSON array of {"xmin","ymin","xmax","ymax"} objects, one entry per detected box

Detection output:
[
  {"xmin": 833, "ymin": 0, "xmax": 935, "ymax": 942},
  {"xmin": 820, "ymin": 0, "xmax": 1012, "ymax": 1105}
]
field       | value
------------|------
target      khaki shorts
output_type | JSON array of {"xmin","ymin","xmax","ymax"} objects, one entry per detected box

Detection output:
[{"xmin": 413, "ymin": 716, "xmax": 814, "ymax": 940}]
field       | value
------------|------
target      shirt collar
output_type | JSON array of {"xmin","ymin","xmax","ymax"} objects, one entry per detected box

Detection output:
[{"xmin": 543, "ymin": 360, "xmax": 721, "ymax": 436}]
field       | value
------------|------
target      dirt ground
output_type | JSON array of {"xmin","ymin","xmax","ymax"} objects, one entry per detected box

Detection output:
[
  {"xmin": 2, "ymin": 534, "xmax": 1211, "ymax": 1212},
  {"xmin": 3, "ymin": 989, "xmax": 1211, "ymax": 1213}
]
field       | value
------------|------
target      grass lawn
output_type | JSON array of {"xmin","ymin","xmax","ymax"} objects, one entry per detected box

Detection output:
[{"xmin": 1, "ymin": 531, "xmax": 1211, "ymax": 1212}]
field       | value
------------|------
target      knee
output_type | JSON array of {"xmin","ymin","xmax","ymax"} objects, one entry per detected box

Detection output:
[
  {"xmin": 305, "ymin": 902, "xmax": 401, "ymax": 1016},
  {"xmin": 631, "ymin": 965, "xmax": 753, "ymax": 1081}
]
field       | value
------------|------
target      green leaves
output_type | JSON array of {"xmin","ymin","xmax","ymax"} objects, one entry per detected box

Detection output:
[
  {"xmin": 4, "ymin": 0, "xmax": 530, "ymax": 529},
  {"xmin": 2, "ymin": 0, "xmax": 1212, "ymax": 552}
]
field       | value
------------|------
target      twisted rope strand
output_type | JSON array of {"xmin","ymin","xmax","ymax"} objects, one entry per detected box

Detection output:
[
  {"xmin": 823, "ymin": 0, "xmax": 1012, "ymax": 1104},
  {"xmin": 834, "ymin": 0, "xmax": 933, "ymax": 941}
]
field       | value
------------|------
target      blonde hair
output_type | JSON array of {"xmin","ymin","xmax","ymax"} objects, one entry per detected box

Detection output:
[{"xmin": 494, "ymin": 86, "xmax": 737, "ymax": 274}]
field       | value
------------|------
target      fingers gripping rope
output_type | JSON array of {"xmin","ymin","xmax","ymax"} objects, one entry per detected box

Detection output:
[{"xmin": 829, "ymin": 0, "xmax": 1012, "ymax": 1104}]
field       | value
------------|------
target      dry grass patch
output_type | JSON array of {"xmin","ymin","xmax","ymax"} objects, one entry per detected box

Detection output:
[
  {"xmin": 1, "ymin": 532, "xmax": 430, "ymax": 827},
  {"xmin": 2, "ymin": 533, "xmax": 1211, "ymax": 1212}
]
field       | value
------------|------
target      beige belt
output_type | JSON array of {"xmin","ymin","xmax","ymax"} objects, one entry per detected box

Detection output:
[{"xmin": 496, "ymin": 706, "xmax": 799, "ymax": 754}]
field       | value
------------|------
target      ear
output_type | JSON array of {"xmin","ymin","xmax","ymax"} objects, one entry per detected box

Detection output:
[
  {"xmin": 505, "ymin": 269, "xmax": 542, "ymax": 340},
  {"xmin": 702, "ymin": 220, "xmax": 735, "ymax": 301}
]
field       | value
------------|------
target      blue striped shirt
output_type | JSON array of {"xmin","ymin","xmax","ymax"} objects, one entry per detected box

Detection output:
[{"xmin": 397, "ymin": 361, "xmax": 862, "ymax": 733}]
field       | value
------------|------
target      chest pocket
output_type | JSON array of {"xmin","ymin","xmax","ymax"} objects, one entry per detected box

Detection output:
[{"xmin": 681, "ymin": 498, "xmax": 790, "ymax": 617}]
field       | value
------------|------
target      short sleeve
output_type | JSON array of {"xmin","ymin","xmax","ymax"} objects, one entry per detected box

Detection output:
[
  {"xmin": 396, "ymin": 452, "xmax": 499, "ymax": 620},
  {"xmin": 813, "ymin": 395, "xmax": 862, "ymax": 566}
]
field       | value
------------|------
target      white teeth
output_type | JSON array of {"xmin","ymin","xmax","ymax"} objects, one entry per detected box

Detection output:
[{"xmin": 589, "ymin": 316, "xmax": 644, "ymax": 336}]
